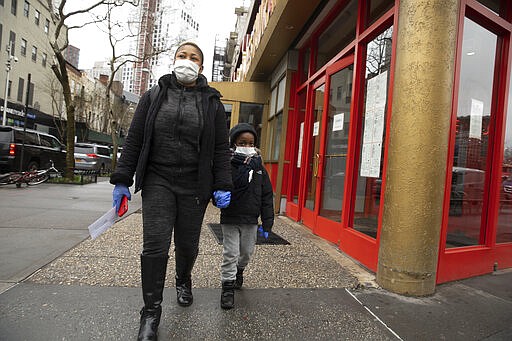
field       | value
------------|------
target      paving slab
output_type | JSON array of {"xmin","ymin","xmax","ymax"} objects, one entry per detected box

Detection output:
[
  {"xmin": 0, "ymin": 283, "xmax": 396, "ymax": 341},
  {"xmin": 351, "ymin": 271, "xmax": 512, "ymax": 341}
]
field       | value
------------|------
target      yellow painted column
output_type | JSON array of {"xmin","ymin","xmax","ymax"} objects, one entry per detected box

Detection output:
[{"xmin": 376, "ymin": 0, "xmax": 460, "ymax": 295}]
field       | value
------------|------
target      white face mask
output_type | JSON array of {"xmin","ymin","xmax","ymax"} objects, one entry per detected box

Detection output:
[
  {"xmin": 235, "ymin": 146, "xmax": 257, "ymax": 156},
  {"xmin": 173, "ymin": 59, "xmax": 200, "ymax": 84}
]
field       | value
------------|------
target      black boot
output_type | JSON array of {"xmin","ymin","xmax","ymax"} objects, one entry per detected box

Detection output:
[
  {"xmin": 234, "ymin": 267, "xmax": 244, "ymax": 290},
  {"xmin": 220, "ymin": 280, "xmax": 235, "ymax": 310},
  {"xmin": 138, "ymin": 254, "xmax": 168, "ymax": 341},
  {"xmin": 175, "ymin": 249, "xmax": 198, "ymax": 307}
]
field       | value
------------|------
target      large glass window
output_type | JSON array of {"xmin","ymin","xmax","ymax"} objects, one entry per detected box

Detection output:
[
  {"xmin": 267, "ymin": 77, "xmax": 286, "ymax": 161},
  {"xmin": 353, "ymin": 27, "xmax": 393, "ymax": 237},
  {"xmin": 319, "ymin": 65, "xmax": 353, "ymax": 221},
  {"xmin": 366, "ymin": 0, "xmax": 394, "ymax": 28},
  {"xmin": 476, "ymin": 0, "xmax": 501, "ymax": 15},
  {"xmin": 304, "ymin": 84, "xmax": 325, "ymax": 211},
  {"xmin": 446, "ymin": 18, "xmax": 497, "ymax": 248},
  {"xmin": 223, "ymin": 103, "xmax": 232, "ymax": 130},
  {"xmin": 497, "ymin": 73, "xmax": 512, "ymax": 243},
  {"xmin": 315, "ymin": 0, "xmax": 357, "ymax": 71},
  {"xmin": 239, "ymin": 102, "xmax": 263, "ymax": 147}
]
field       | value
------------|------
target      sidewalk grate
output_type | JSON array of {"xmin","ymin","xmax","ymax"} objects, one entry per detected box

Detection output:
[{"xmin": 207, "ymin": 223, "xmax": 290, "ymax": 245}]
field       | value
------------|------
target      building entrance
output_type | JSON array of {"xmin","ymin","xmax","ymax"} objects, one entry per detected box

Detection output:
[{"xmin": 301, "ymin": 56, "xmax": 354, "ymax": 243}]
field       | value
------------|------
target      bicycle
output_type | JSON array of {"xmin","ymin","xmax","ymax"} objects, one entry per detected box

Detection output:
[{"xmin": 0, "ymin": 161, "xmax": 61, "ymax": 187}]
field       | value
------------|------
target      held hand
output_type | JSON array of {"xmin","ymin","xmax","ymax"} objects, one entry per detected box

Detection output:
[
  {"xmin": 258, "ymin": 225, "xmax": 269, "ymax": 239},
  {"xmin": 213, "ymin": 190, "xmax": 231, "ymax": 208},
  {"xmin": 113, "ymin": 184, "xmax": 131, "ymax": 213}
]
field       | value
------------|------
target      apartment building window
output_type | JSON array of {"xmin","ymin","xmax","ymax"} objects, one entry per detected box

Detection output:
[
  {"xmin": 44, "ymin": 18, "xmax": 49, "ymax": 34},
  {"xmin": 17, "ymin": 77, "xmax": 24, "ymax": 101},
  {"xmin": 28, "ymin": 82, "xmax": 34, "ymax": 106},
  {"xmin": 34, "ymin": 9, "xmax": 40, "ymax": 25},
  {"xmin": 9, "ymin": 31, "xmax": 16, "ymax": 55},
  {"xmin": 42, "ymin": 52, "xmax": 47, "ymax": 67},
  {"xmin": 11, "ymin": 0, "xmax": 17, "ymax": 15},
  {"xmin": 23, "ymin": 1, "xmax": 29, "ymax": 17},
  {"xmin": 20, "ymin": 38, "xmax": 27, "ymax": 56},
  {"xmin": 0, "ymin": 24, "xmax": 3, "ymax": 51},
  {"xmin": 267, "ymin": 77, "xmax": 286, "ymax": 161},
  {"xmin": 31, "ymin": 45, "xmax": 37, "ymax": 61}
]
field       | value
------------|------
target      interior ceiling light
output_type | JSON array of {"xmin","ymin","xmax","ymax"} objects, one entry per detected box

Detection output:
[{"xmin": 285, "ymin": 25, "xmax": 295, "ymax": 30}]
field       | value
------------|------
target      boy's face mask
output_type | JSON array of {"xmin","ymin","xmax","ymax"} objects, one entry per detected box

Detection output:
[
  {"xmin": 173, "ymin": 59, "xmax": 200, "ymax": 84},
  {"xmin": 235, "ymin": 146, "xmax": 257, "ymax": 156}
]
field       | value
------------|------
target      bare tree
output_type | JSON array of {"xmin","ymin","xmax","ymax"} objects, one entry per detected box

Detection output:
[
  {"xmin": 45, "ymin": 0, "xmax": 138, "ymax": 179},
  {"xmin": 97, "ymin": 1, "xmax": 182, "ymax": 169}
]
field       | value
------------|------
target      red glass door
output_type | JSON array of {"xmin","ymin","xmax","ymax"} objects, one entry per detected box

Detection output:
[
  {"xmin": 286, "ymin": 89, "xmax": 307, "ymax": 221},
  {"xmin": 438, "ymin": 7, "xmax": 512, "ymax": 282},
  {"xmin": 315, "ymin": 57, "xmax": 355, "ymax": 242},
  {"xmin": 301, "ymin": 78, "xmax": 326, "ymax": 230}
]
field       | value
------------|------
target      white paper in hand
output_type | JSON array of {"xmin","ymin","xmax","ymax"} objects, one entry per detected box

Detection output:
[{"xmin": 88, "ymin": 207, "xmax": 117, "ymax": 240}]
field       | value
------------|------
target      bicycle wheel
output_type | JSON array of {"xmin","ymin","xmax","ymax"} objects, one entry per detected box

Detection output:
[
  {"xmin": 0, "ymin": 173, "xmax": 22, "ymax": 185},
  {"xmin": 27, "ymin": 172, "xmax": 49, "ymax": 185}
]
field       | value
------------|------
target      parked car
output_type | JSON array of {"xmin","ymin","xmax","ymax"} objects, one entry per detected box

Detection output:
[
  {"xmin": 74, "ymin": 143, "xmax": 112, "ymax": 173},
  {"xmin": 503, "ymin": 175, "xmax": 512, "ymax": 200},
  {"xmin": 0, "ymin": 125, "xmax": 66, "ymax": 173}
]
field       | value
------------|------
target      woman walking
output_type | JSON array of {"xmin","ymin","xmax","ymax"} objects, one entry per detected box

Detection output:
[{"xmin": 110, "ymin": 42, "xmax": 232, "ymax": 341}]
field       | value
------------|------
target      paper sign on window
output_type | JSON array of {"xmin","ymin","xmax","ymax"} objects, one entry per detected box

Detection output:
[
  {"xmin": 297, "ymin": 122, "xmax": 304, "ymax": 168},
  {"xmin": 360, "ymin": 71, "xmax": 387, "ymax": 178},
  {"xmin": 469, "ymin": 98, "xmax": 483, "ymax": 140},
  {"xmin": 313, "ymin": 121, "xmax": 320, "ymax": 136},
  {"xmin": 333, "ymin": 113, "xmax": 344, "ymax": 131}
]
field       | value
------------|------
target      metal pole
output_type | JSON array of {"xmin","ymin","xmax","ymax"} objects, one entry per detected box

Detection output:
[
  {"xmin": 19, "ymin": 73, "xmax": 31, "ymax": 172},
  {"xmin": 2, "ymin": 44, "xmax": 12, "ymax": 126}
]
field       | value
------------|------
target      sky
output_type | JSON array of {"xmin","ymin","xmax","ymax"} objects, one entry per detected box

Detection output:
[{"xmin": 67, "ymin": 0, "xmax": 244, "ymax": 81}]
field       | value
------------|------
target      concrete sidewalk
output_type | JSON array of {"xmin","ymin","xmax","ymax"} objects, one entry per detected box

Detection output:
[{"xmin": 0, "ymin": 204, "xmax": 511, "ymax": 340}]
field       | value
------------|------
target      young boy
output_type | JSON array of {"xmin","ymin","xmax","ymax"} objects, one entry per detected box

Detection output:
[{"xmin": 219, "ymin": 123, "xmax": 274, "ymax": 310}]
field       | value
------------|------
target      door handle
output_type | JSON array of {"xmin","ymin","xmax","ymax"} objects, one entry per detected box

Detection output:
[{"xmin": 313, "ymin": 153, "xmax": 320, "ymax": 177}]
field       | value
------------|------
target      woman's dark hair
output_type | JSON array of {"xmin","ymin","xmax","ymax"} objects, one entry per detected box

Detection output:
[{"xmin": 175, "ymin": 41, "xmax": 204, "ymax": 65}]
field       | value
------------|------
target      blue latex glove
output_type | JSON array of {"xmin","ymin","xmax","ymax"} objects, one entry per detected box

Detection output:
[
  {"xmin": 213, "ymin": 190, "xmax": 231, "ymax": 208},
  {"xmin": 258, "ymin": 225, "xmax": 269, "ymax": 239},
  {"xmin": 113, "ymin": 184, "xmax": 131, "ymax": 213}
]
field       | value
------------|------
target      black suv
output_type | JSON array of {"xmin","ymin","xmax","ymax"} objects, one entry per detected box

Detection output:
[{"xmin": 0, "ymin": 126, "xmax": 66, "ymax": 173}]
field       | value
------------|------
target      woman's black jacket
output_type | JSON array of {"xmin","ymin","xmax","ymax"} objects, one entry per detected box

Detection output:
[{"xmin": 110, "ymin": 73, "xmax": 232, "ymax": 201}]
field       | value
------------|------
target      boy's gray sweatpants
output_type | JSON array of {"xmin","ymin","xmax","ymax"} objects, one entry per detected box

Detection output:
[{"xmin": 221, "ymin": 223, "xmax": 258, "ymax": 282}]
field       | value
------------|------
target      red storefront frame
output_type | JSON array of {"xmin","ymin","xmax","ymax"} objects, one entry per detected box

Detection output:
[
  {"xmin": 284, "ymin": 1, "xmax": 398, "ymax": 272},
  {"xmin": 283, "ymin": 0, "xmax": 512, "ymax": 283},
  {"xmin": 437, "ymin": 0, "xmax": 512, "ymax": 283}
]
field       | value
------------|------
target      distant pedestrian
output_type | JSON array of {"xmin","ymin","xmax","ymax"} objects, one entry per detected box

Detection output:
[
  {"xmin": 110, "ymin": 41, "xmax": 232, "ymax": 340},
  {"xmin": 219, "ymin": 123, "xmax": 274, "ymax": 309}
]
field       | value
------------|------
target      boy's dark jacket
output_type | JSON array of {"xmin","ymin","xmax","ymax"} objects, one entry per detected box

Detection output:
[
  {"xmin": 110, "ymin": 73, "xmax": 232, "ymax": 201},
  {"xmin": 220, "ymin": 151, "xmax": 274, "ymax": 232}
]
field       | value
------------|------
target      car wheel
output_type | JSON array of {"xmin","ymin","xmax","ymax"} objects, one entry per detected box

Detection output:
[{"xmin": 27, "ymin": 161, "xmax": 39, "ymax": 172}]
